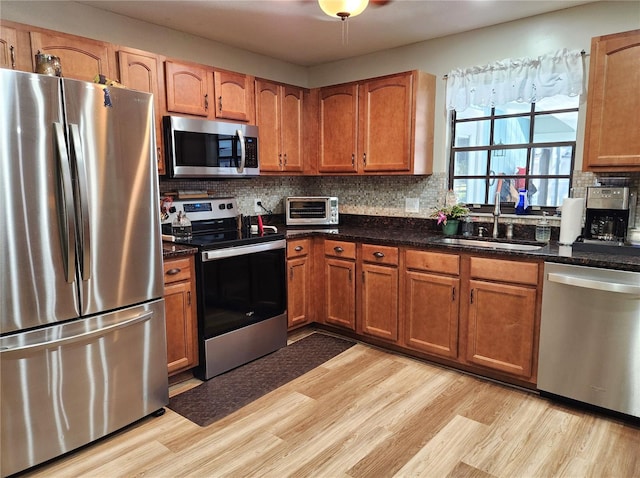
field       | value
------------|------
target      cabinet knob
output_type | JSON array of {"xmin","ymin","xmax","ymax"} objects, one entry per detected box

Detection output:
[
  {"xmin": 295, "ymin": 245, "xmax": 303, "ymax": 252},
  {"xmin": 334, "ymin": 246, "xmax": 344, "ymax": 253},
  {"xmin": 166, "ymin": 268, "xmax": 181, "ymax": 275},
  {"xmin": 373, "ymin": 251, "xmax": 384, "ymax": 258}
]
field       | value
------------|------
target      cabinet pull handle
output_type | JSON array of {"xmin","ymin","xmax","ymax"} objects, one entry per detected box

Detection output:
[
  {"xmin": 470, "ymin": 289, "xmax": 474, "ymax": 304},
  {"xmin": 278, "ymin": 153, "xmax": 283, "ymax": 168},
  {"xmin": 284, "ymin": 152, "xmax": 288, "ymax": 166},
  {"xmin": 204, "ymin": 94, "xmax": 209, "ymax": 111},
  {"xmin": 166, "ymin": 268, "xmax": 181, "ymax": 275},
  {"xmin": 295, "ymin": 245, "xmax": 303, "ymax": 252},
  {"xmin": 187, "ymin": 291, "xmax": 191, "ymax": 306},
  {"xmin": 10, "ymin": 45, "xmax": 16, "ymax": 69},
  {"xmin": 289, "ymin": 266, "xmax": 294, "ymax": 280},
  {"xmin": 373, "ymin": 251, "xmax": 384, "ymax": 258},
  {"xmin": 351, "ymin": 154, "xmax": 355, "ymax": 168},
  {"xmin": 334, "ymin": 246, "xmax": 344, "ymax": 253},
  {"xmin": 349, "ymin": 269, "xmax": 352, "ymax": 282},
  {"xmin": 363, "ymin": 152, "xmax": 367, "ymax": 166},
  {"xmin": 452, "ymin": 287, "xmax": 456, "ymax": 302},
  {"xmin": 218, "ymin": 96, "xmax": 223, "ymax": 112}
]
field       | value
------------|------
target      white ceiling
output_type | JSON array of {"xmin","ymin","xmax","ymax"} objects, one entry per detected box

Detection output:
[{"xmin": 78, "ymin": 0, "xmax": 598, "ymax": 66}]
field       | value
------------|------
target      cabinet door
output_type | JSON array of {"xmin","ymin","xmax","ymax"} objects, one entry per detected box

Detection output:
[
  {"xmin": 281, "ymin": 85, "xmax": 304, "ymax": 172},
  {"xmin": 361, "ymin": 263, "xmax": 399, "ymax": 342},
  {"xmin": 360, "ymin": 72, "xmax": 412, "ymax": 172},
  {"xmin": 287, "ymin": 256, "xmax": 310, "ymax": 328},
  {"xmin": 118, "ymin": 49, "xmax": 165, "ymax": 175},
  {"xmin": 318, "ymin": 83, "xmax": 359, "ymax": 173},
  {"xmin": 213, "ymin": 69, "xmax": 254, "ymax": 122},
  {"xmin": 466, "ymin": 279, "xmax": 537, "ymax": 378},
  {"xmin": 255, "ymin": 79, "xmax": 282, "ymax": 171},
  {"xmin": 325, "ymin": 257, "xmax": 356, "ymax": 330},
  {"xmin": 164, "ymin": 279, "xmax": 197, "ymax": 375},
  {"xmin": 165, "ymin": 60, "xmax": 209, "ymax": 116},
  {"xmin": 404, "ymin": 271, "xmax": 459, "ymax": 358},
  {"xmin": 583, "ymin": 29, "xmax": 640, "ymax": 170},
  {"xmin": 30, "ymin": 31, "xmax": 114, "ymax": 82},
  {"xmin": 0, "ymin": 25, "xmax": 17, "ymax": 69}
]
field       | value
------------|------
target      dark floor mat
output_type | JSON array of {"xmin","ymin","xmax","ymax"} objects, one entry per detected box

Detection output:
[{"xmin": 168, "ymin": 333, "xmax": 356, "ymax": 427}]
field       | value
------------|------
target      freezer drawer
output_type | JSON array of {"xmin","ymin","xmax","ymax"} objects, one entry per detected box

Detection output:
[
  {"xmin": 538, "ymin": 262, "xmax": 640, "ymax": 418},
  {"xmin": 0, "ymin": 300, "xmax": 168, "ymax": 477}
]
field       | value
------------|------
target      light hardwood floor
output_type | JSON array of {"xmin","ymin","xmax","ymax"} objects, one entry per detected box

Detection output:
[{"xmin": 23, "ymin": 331, "xmax": 640, "ymax": 478}]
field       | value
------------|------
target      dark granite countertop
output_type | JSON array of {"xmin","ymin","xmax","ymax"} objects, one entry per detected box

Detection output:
[
  {"xmin": 162, "ymin": 242, "xmax": 198, "ymax": 259},
  {"xmin": 282, "ymin": 216, "xmax": 640, "ymax": 273}
]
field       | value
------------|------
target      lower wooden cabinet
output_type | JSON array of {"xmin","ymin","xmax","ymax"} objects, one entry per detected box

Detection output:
[
  {"xmin": 287, "ymin": 238, "xmax": 312, "ymax": 329},
  {"xmin": 464, "ymin": 257, "xmax": 540, "ymax": 380},
  {"xmin": 402, "ymin": 250, "xmax": 460, "ymax": 359},
  {"xmin": 324, "ymin": 239, "xmax": 356, "ymax": 330},
  {"xmin": 163, "ymin": 255, "xmax": 198, "ymax": 376},
  {"xmin": 359, "ymin": 244, "xmax": 399, "ymax": 342}
]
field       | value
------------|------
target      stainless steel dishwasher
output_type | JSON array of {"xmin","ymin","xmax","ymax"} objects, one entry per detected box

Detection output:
[{"xmin": 538, "ymin": 262, "xmax": 640, "ymax": 419}]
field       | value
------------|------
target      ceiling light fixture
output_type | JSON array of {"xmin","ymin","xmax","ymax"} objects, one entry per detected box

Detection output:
[
  {"xmin": 318, "ymin": 0, "xmax": 369, "ymax": 21},
  {"xmin": 318, "ymin": 0, "xmax": 369, "ymax": 44}
]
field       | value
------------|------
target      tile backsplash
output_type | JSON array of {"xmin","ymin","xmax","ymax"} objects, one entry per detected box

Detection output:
[{"xmin": 159, "ymin": 170, "xmax": 640, "ymax": 228}]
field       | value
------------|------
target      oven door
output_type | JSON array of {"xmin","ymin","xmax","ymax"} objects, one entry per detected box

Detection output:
[{"xmin": 196, "ymin": 239, "xmax": 287, "ymax": 379}]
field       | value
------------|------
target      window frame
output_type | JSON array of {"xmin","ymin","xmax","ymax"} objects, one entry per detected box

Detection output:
[{"xmin": 448, "ymin": 102, "xmax": 577, "ymax": 214}]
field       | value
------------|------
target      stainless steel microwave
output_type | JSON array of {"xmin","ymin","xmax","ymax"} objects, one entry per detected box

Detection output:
[
  {"xmin": 163, "ymin": 115, "xmax": 259, "ymax": 178},
  {"xmin": 286, "ymin": 196, "xmax": 339, "ymax": 226}
]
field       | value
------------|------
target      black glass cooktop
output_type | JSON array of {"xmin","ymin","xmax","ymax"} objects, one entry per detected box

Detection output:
[{"xmin": 172, "ymin": 230, "xmax": 285, "ymax": 250}]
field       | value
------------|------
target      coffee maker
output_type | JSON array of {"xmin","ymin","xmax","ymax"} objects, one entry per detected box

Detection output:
[{"xmin": 583, "ymin": 187, "xmax": 636, "ymax": 245}]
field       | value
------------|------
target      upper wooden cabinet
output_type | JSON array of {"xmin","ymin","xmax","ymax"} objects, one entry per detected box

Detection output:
[
  {"xmin": 583, "ymin": 29, "xmax": 640, "ymax": 171},
  {"xmin": 30, "ymin": 30, "xmax": 115, "ymax": 82},
  {"xmin": 0, "ymin": 25, "xmax": 17, "ymax": 69},
  {"xmin": 165, "ymin": 60, "xmax": 210, "ymax": 117},
  {"xmin": 214, "ymin": 69, "xmax": 254, "ymax": 123},
  {"xmin": 256, "ymin": 79, "xmax": 305, "ymax": 173},
  {"xmin": 117, "ymin": 48, "xmax": 166, "ymax": 175},
  {"xmin": 317, "ymin": 70, "xmax": 435, "ymax": 175}
]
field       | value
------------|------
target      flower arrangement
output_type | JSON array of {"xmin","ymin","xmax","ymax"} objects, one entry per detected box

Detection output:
[{"xmin": 430, "ymin": 203, "xmax": 470, "ymax": 225}]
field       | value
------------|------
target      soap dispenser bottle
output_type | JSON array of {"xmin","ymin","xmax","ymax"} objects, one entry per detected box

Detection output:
[
  {"xmin": 515, "ymin": 189, "xmax": 529, "ymax": 215},
  {"xmin": 535, "ymin": 212, "xmax": 551, "ymax": 243}
]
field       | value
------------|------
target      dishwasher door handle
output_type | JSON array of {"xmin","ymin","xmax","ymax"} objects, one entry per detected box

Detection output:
[{"xmin": 547, "ymin": 272, "xmax": 640, "ymax": 295}]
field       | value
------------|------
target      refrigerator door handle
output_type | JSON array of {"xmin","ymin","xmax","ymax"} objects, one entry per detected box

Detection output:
[
  {"xmin": 53, "ymin": 122, "xmax": 77, "ymax": 284},
  {"xmin": 236, "ymin": 129, "xmax": 245, "ymax": 173},
  {"xmin": 0, "ymin": 310, "xmax": 154, "ymax": 355},
  {"xmin": 69, "ymin": 123, "xmax": 92, "ymax": 281}
]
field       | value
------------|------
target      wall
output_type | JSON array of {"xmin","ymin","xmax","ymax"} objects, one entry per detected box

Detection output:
[{"xmin": 3, "ymin": 1, "xmax": 639, "ymax": 225}]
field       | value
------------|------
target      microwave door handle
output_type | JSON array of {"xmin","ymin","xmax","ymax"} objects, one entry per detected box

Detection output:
[
  {"xmin": 53, "ymin": 122, "xmax": 77, "ymax": 283},
  {"xmin": 236, "ymin": 129, "xmax": 245, "ymax": 173},
  {"xmin": 69, "ymin": 123, "xmax": 91, "ymax": 281}
]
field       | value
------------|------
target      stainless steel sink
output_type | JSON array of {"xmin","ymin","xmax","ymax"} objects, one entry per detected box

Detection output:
[{"xmin": 438, "ymin": 237, "xmax": 544, "ymax": 251}]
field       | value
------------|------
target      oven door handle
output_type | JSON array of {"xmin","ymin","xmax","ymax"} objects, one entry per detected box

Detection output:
[
  {"xmin": 547, "ymin": 272, "xmax": 640, "ymax": 296},
  {"xmin": 202, "ymin": 239, "xmax": 286, "ymax": 261}
]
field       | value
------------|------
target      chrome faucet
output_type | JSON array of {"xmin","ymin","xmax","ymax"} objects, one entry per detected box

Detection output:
[{"xmin": 493, "ymin": 190, "xmax": 501, "ymax": 238}]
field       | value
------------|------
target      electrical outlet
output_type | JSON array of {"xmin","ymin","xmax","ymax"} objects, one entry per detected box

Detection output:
[
  {"xmin": 254, "ymin": 199, "xmax": 262, "ymax": 213},
  {"xmin": 405, "ymin": 197, "xmax": 420, "ymax": 213}
]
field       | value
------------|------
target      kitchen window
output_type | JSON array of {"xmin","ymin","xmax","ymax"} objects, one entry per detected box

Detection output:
[{"xmin": 449, "ymin": 95, "xmax": 579, "ymax": 210}]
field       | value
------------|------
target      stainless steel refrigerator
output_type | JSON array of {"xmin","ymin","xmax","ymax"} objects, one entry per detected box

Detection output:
[{"xmin": 0, "ymin": 69, "xmax": 168, "ymax": 477}]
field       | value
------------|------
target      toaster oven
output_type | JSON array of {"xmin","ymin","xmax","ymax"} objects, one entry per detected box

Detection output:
[{"xmin": 286, "ymin": 196, "xmax": 339, "ymax": 226}]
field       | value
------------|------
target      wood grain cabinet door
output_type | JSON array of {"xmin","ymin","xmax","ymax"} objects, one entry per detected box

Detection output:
[
  {"xmin": 361, "ymin": 262, "xmax": 399, "ymax": 342},
  {"xmin": 165, "ymin": 60, "xmax": 210, "ymax": 117},
  {"xmin": 213, "ymin": 69, "xmax": 254, "ymax": 122},
  {"xmin": 325, "ymin": 258, "xmax": 356, "ymax": 330},
  {"xmin": 0, "ymin": 25, "xmax": 17, "ymax": 69},
  {"xmin": 118, "ymin": 49, "xmax": 165, "ymax": 175},
  {"xmin": 466, "ymin": 279, "xmax": 537, "ymax": 378},
  {"xmin": 281, "ymin": 85, "xmax": 304, "ymax": 172},
  {"xmin": 30, "ymin": 31, "xmax": 114, "ymax": 82},
  {"xmin": 403, "ymin": 270, "xmax": 460, "ymax": 358},
  {"xmin": 255, "ymin": 79, "xmax": 282, "ymax": 171},
  {"xmin": 318, "ymin": 83, "xmax": 359, "ymax": 173},
  {"xmin": 359, "ymin": 72, "xmax": 413, "ymax": 172},
  {"xmin": 583, "ymin": 29, "xmax": 640, "ymax": 171},
  {"xmin": 287, "ymin": 256, "xmax": 310, "ymax": 328}
]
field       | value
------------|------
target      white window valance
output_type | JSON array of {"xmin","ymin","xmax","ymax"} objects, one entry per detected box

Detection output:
[{"xmin": 446, "ymin": 49, "xmax": 584, "ymax": 112}]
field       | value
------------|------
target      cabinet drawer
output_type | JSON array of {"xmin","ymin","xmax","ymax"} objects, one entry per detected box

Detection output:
[
  {"xmin": 287, "ymin": 238, "xmax": 310, "ymax": 258},
  {"xmin": 405, "ymin": 249, "xmax": 459, "ymax": 275},
  {"xmin": 163, "ymin": 257, "xmax": 192, "ymax": 284},
  {"xmin": 361, "ymin": 244, "xmax": 398, "ymax": 266},
  {"xmin": 470, "ymin": 257, "xmax": 539, "ymax": 286},
  {"xmin": 324, "ymin": 240, "xmax": 356, "ymax": 259}
]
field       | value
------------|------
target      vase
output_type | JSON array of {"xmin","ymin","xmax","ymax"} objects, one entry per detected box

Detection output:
[{"xmin": 442, "ymin": 219, "xmax": 459, "ymax": 236}]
